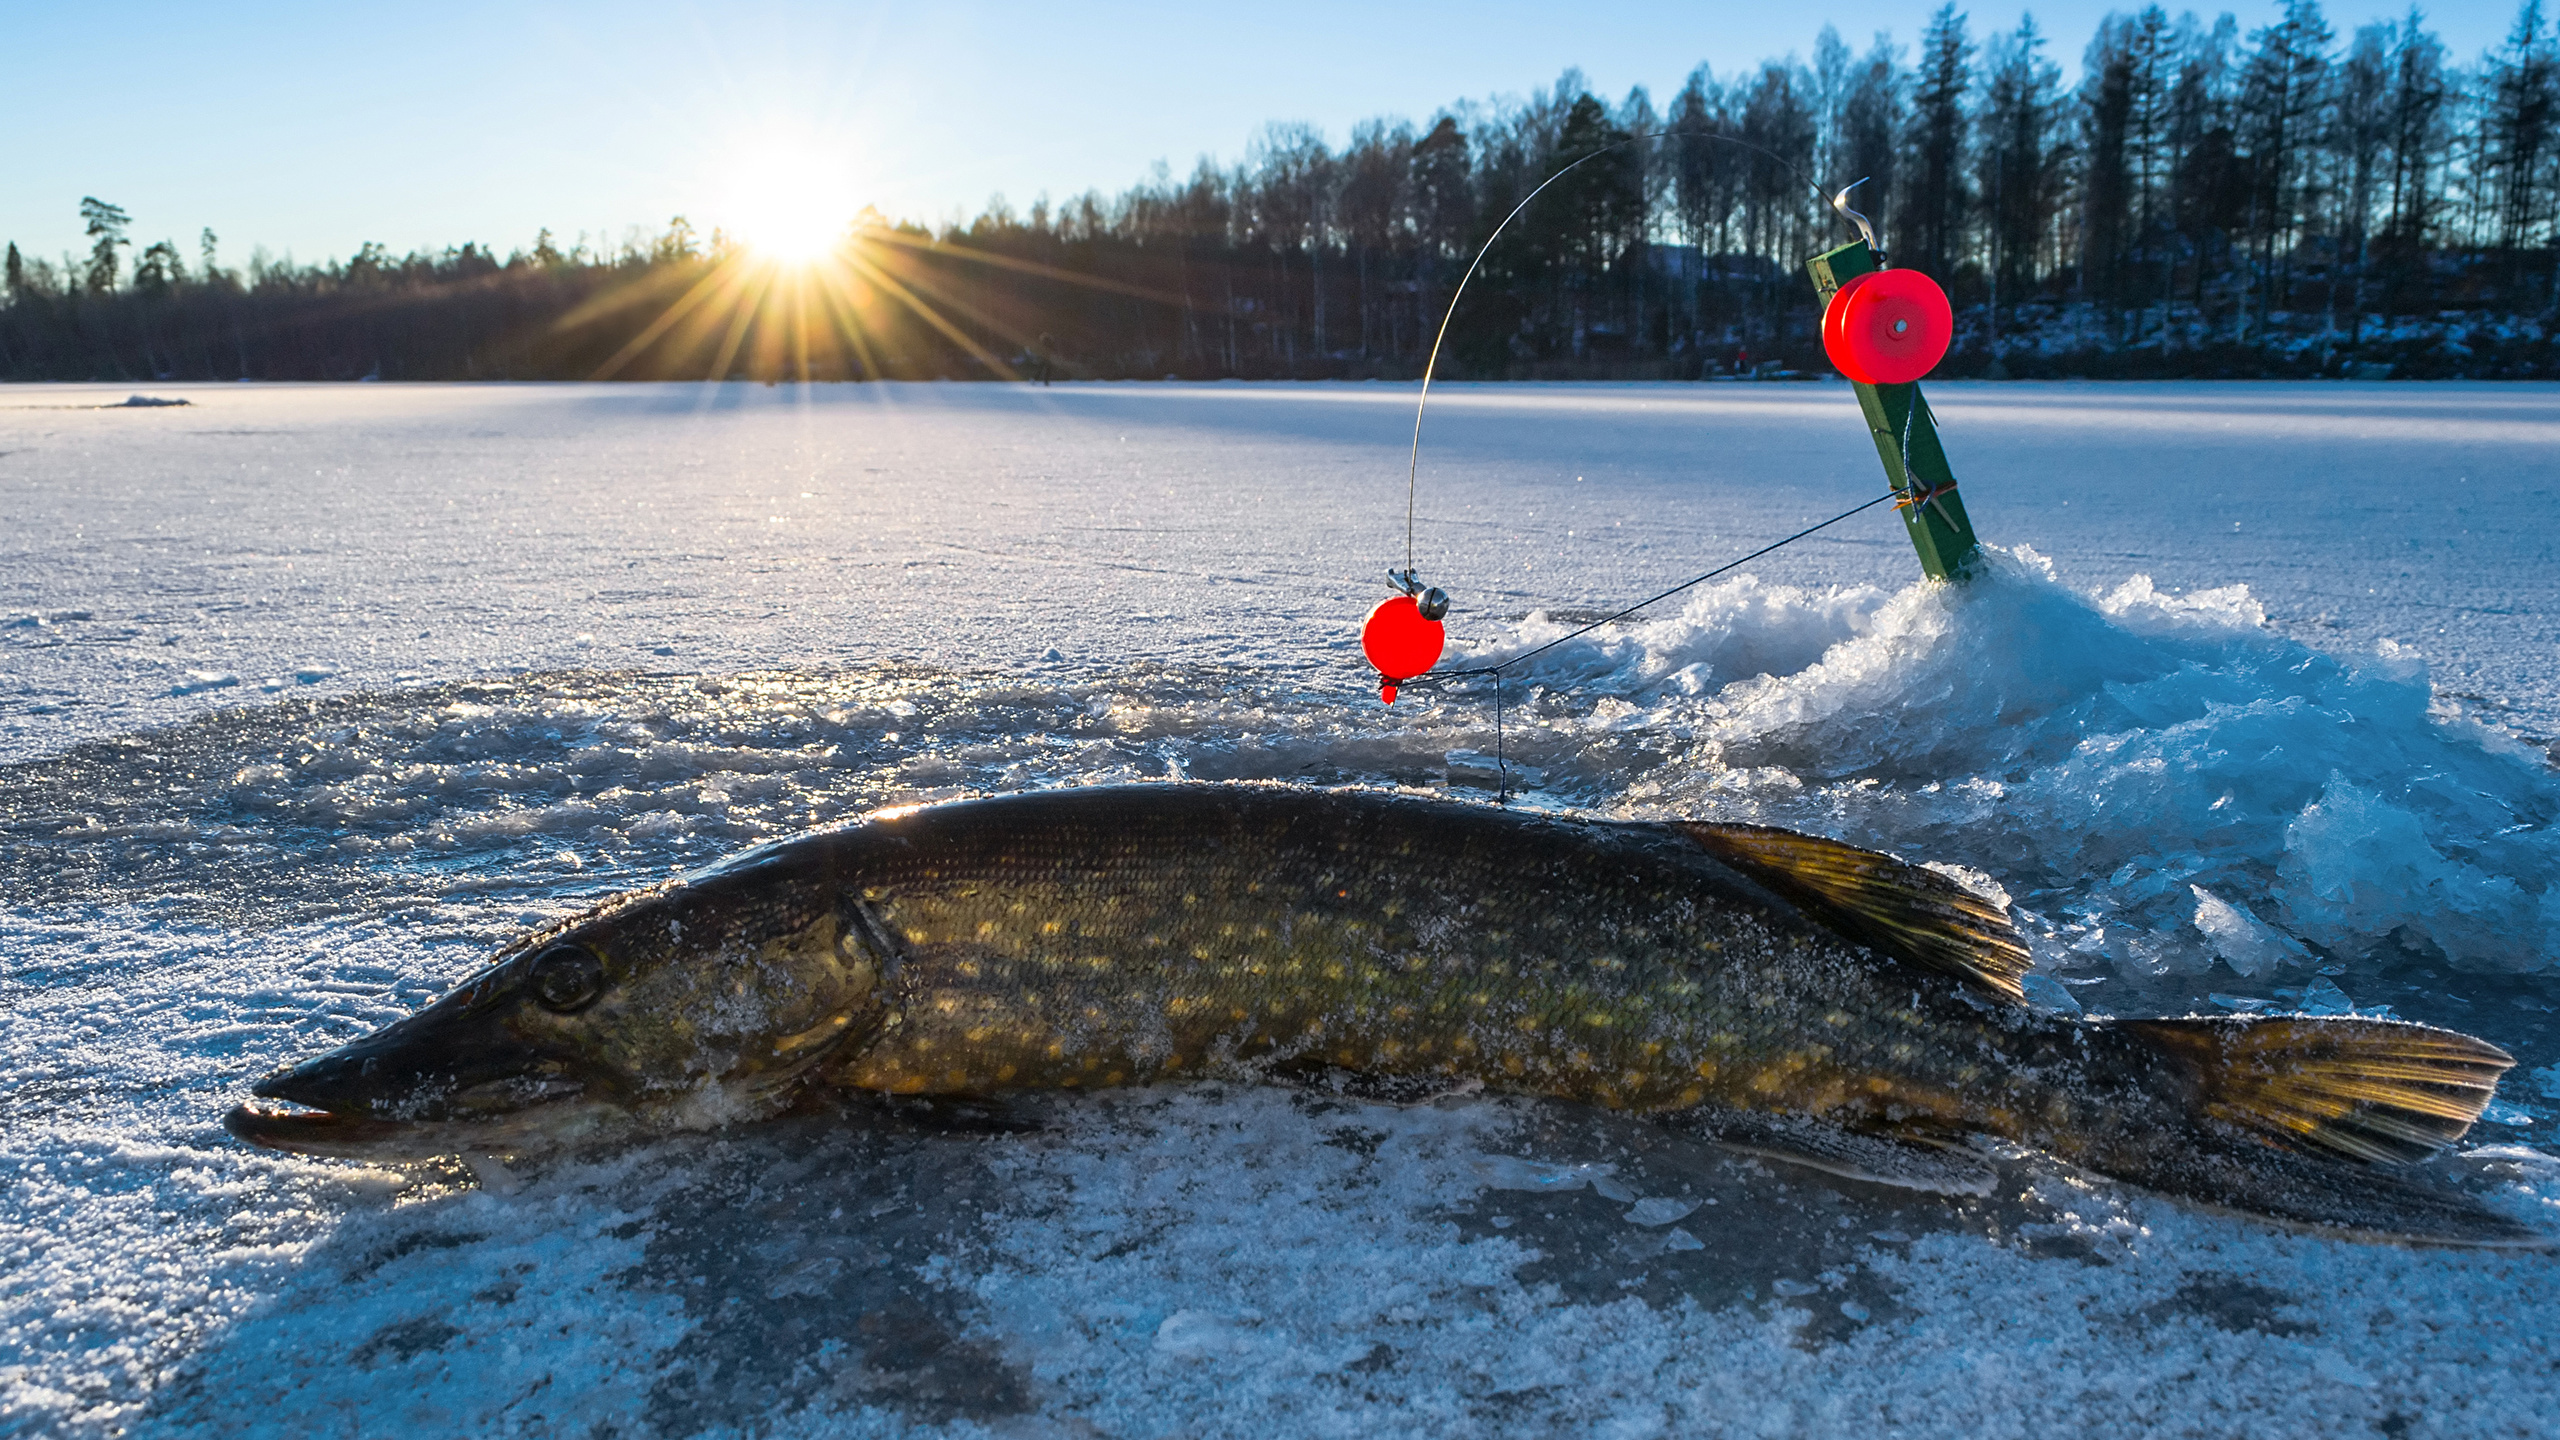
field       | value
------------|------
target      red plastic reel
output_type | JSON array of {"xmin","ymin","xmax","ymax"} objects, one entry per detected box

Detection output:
[
  {"xmin": 1361, "ymin": 594, "xmax": 1445, "ymax": 701},
  {"xmin": 1820, "ymin": 270, "xmax": 1879, "ymax": 379},
  {"xmin": 1822, "ymin": 268, "xmax": 1952, "ymax": 385}
]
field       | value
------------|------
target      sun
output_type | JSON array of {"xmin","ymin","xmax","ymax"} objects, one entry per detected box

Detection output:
[{"xmin": 720, "ymin": 137, "xmax": 859, "ymax": 265}]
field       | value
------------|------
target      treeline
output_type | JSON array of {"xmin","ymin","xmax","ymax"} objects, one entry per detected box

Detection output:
[{"xmin": 10, "ymin": 1, "xmax": 2560, "ymax": 383}]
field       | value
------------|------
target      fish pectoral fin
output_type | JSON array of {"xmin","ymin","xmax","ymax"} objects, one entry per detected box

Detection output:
[
  {"xmin": 1674, "ymin": 1108, "xmax": 1998, "ymax": 1197},
  {"xmin": 1674, "ymin": 823, "xmax": 2031, "ymax": 1003}
]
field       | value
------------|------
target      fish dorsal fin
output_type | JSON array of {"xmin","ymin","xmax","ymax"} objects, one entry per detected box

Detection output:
[{"xmin": 1674, "ymin": 823, "xmax": 2031, "ymax": 1002}]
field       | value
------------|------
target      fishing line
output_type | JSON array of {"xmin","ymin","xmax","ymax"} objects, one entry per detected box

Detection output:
[
  {"xmin": 1406, "ymin": 485, "xmax": 1902, "ymax": 800},
  {"xmin": 1388, "ymin": 127, "xmax": 1886, "ymax": 801},
  {"xmin": 1403, "ymin": 127, "xmax": 1842, "ymax": 575}
]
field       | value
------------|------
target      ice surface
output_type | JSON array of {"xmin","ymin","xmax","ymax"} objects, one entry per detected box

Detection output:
[{"xmin": 4, "ymin": 381, "xmax": 2560, "ymax": 1437}]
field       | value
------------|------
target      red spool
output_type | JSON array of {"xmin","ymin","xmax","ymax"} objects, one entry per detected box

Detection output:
[
  {"xmin": 1822, "ymin": 267, "xmax": 1952, "ymax": 385},
  {"xmin": 1361, "ymin": 594, "xmax": 1444, "ymax": 704}
]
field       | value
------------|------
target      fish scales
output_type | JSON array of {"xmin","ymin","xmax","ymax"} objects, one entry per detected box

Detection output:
[
  {"xmin": 227, "ymin": 782, "xmax": 2540, "ymax": 1247},
  {"xmin": 820, "ymin": 787, "xmax": 2034, "ymax": 1128}
]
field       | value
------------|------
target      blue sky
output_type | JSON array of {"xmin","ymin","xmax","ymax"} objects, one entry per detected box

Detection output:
[{"xmin": 0, "ymin": 0, "xmax": 2527, "ymax": 271}]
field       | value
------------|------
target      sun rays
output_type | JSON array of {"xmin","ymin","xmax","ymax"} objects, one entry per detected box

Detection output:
[{"xmin": 564, "ymin": 212, "xmax": 1173, "ymax": 384}]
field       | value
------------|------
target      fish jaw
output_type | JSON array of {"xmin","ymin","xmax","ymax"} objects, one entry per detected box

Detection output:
[
  {"xmin": 224, "ymin": 998, "xmax": 632, "ymax": 1159},
  {"xmin": 222, "ymin": 1094, "xmax": 636, "ymax": 1161}
]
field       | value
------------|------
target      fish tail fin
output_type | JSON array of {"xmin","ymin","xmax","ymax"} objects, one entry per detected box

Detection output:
[{"xmin": 2082, "ymin": 1015, "xmax": 2545, "ymax": 1247}]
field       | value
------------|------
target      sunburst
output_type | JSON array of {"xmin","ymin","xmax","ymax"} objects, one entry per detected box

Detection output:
[{"xmin": 559, "ymin": 165, "xmax": 1182, "ymax": 385}]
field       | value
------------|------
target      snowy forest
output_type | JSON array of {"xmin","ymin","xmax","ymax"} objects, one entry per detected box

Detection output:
[{"xmin": 10, "ymin": 1, "xmax": 2560, "ymax": 382}]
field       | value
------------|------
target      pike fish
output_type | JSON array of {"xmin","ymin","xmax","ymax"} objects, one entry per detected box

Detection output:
[{"xmin": 229, "ymin": 783, "xmax": 2540, "ymax": 1246}]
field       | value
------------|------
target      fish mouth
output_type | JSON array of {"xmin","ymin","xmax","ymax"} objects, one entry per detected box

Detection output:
[{"xmin": 223, "ymin": 1096, "xmax": 422, "ymax": 1157}]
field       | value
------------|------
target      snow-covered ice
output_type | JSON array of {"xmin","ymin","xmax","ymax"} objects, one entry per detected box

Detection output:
[{"xmin": 3, "ymin": 380, "xmax": 2557, "ymax": 1437}]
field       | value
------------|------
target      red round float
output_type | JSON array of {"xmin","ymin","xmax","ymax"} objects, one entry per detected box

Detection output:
[
  {"xmin": 1821, "ymin": 267, "xmax": 1952, "ymax": 385},
  {"xmin": 1361, "ymin": 593, "xmax": 1445, "ymax": 704}
]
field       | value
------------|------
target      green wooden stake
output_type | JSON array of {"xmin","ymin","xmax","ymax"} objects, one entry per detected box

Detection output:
[{"xmin": 1805, "ymin": 238, "xmax": 1981, "ymax": 580}]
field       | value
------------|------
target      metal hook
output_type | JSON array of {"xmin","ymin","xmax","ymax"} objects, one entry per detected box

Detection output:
[{"xmin": 1831, "ymin": 178, "xmax": 1879, "ymax": 254}]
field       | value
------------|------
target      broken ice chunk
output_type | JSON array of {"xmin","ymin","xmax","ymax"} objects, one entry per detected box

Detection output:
[
  {"xmin": 171, "ymin": 670, "xmax": 239, "ymax": 695},
  {"xmin": 1472, "ymin": 1155, "xmax": 1615, "ymax": 1193},
  {"xmin": 2019, "ymin": 972, "xmax": 2083, "ymax": 1016},
  {"xmin": 1770, "ymin": 1278, "xmax": 1820, "ymax": 1298},
  {"xmin": 1660, "ymin": 1228, "xmax": 1705, "ymax": 1252},
  {"xmin": 1624, "ymin": 1197, "xmax": 1701, "ymax": 1227},
  {"xmin": 2209, "ymin": 993, "xmax": 2271, "ymax": 1013},
  {"xmin": 2296, "ymin": 975, "xmax": 2355, "ymax": 1015},
  {"xmin": 2190, "ymin": 886, "xmax": 2308, "ymax": 976},
  {"xmin": 1590, "ymin": 1174, "xmax": 1638, "ymax": 1203}
]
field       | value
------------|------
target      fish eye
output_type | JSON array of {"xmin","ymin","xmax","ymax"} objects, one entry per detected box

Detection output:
[{"xmin": 528, "ymin": 944, "xmax": 607, "ymax": 1014}]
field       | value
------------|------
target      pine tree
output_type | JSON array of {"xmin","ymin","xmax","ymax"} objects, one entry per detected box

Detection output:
[
  {"xmin": 1841, "ymin": 38, "xmax": 1906, "ymax": 254},
  {"xmin": 2481, "ymin": 0, "xmax": 2559, "ymax": 285},
  {"xmin": 79, "ymin": 197, "xmax": 131, "ymax": 294},
  {"xmin": 2236, "ymin": 0, "xmax": 2334, "ymax": 326},
  {"xmin": 1979, "ymin": 17, "xmax": 2068, "ymax": 341},
  {"xmin": 2082, "ymin": 15, "xmax": 2140, "ymax": 306},
  {"xmin": 2378, "ymin": 7, "xmax": 2448, "ymax": 304},
  {"xmin": 1908, "ymin": 6, "xmax": 1974, "ymax": 280}
]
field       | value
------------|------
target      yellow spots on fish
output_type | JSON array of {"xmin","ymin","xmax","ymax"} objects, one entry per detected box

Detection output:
[
  {"xmin": 1888, "ymin": 1043, "xmax": 1918, "ymax": 1064},
  {"xmin": 1336, "ymin": 1049, "xmax": 1360, "ymax": 1065},
  {"xmin": 1468, "ymin": 992, "xmax": 1490, "ymax": 1009},
  {"xmin": 1161, "ymin": 1054, "xmax": 1184, "ymax": 1072},
  {"xmin": 1502, "ymin": 1053, "xmax": 1525, "ymax": 1077},
  {"xmin": 1584, "ymin": 1012, "xmax": 1615, "ymax": 1028},
  {"xmin": 1750, "ymin": 1069, "xmax": 1784, "ymax": 1095},
  {"xmin": 996, "ymin": 1064, "xmax": 1018, "ymax": 1082},
  {"xmin": 1104, "ymin": 1069, "xmax": 1125, "ymax": 1084},
  {"xmin": 1619, "ymin": 1069, "xmax": 1645, "ymax": 1092},
  {"xmin": 1824, "ymin": 1010, "xmax": 1853, "ymax": 1029},
  {"xmin": 1324, "ymin": 962, "xmax": 1346, "ymax": 981},
  {"xmin": 1514, "ymin": 1016, "xmax": 1540, "ymax": 1034},
  {"xmin": 945, "ymin": 1069, "xmax": 972, "ymax": 1088},
  {"xmin": 905, "ymin": 928, "xmax": 930, "ymax": 945},
  {"xmin": 892, "ymin": 1075, "xmax": 929, "ymax": 1094},
  {"xmin": 1677, "ymin": 1084, "xmax": 1706, "ymax": 1106},
  {"xmin": 1451, "ymin": 1035, "xmax": 1478, "ymax": 1057},
  {"xmin": 1402, "ymin": 954, "xmax": 1430, "ymax": 973},
  {"xmin": 955, "ymin": 960, "xmax": 982, "ymax": 979},
  {"xmin": 1045, "ymin": 1041, "xmax": 1065, "ymax": 1059},
  {"xmin": 1041, "ymin": 920, "xmax": 1063, "ymax": 935},
  {"xmin": 1865, "ymin": 1076, "xmax": 1897, "ymax": 1095}
]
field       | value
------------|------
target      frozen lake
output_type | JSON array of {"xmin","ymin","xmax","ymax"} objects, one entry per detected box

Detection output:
[{"xmin": 3, "ymin": 380, "xmax": 2557, "ymax": 1437}]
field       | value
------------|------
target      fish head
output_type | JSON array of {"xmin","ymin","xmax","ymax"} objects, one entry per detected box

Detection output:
[{"xmin": 226, "ymin": 856, "xmax": 894, "ymax": 1160}]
